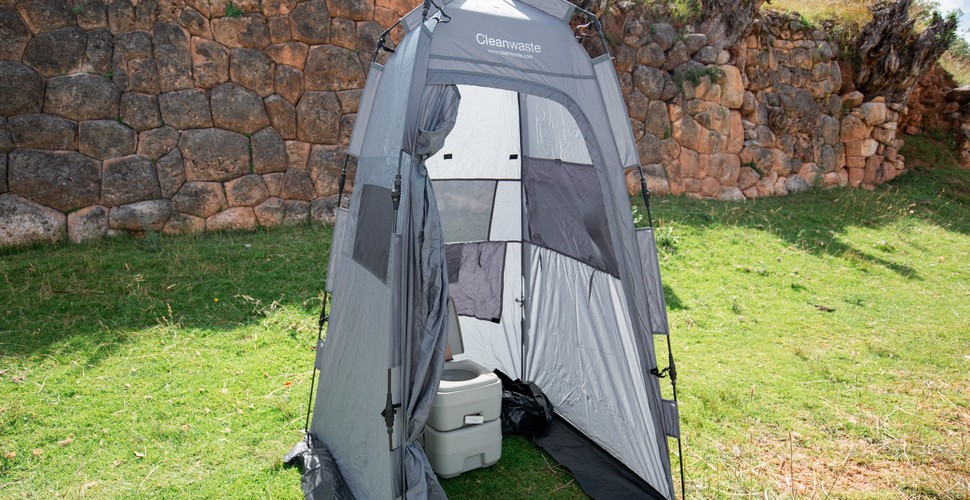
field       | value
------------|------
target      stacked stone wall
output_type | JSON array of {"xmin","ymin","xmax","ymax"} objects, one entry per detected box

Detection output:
[
  {"xmin": 616, "ymin": 11, "xmax": 906, "ymax": 200},
  {"xmin": 0, "ymin": 0, "xmax": 415, "ymax": 246},
  {"xmin": 0, "ymin": 1, "xmax": 957, "ymax": 247}
]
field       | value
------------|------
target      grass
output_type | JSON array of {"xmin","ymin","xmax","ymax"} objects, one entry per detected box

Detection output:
[{"xmin": 1, "ymin": 136, "xmax": 968, "ymax": 497}]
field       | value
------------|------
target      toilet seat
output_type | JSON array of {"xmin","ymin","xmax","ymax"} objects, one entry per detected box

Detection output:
[{"xmin": 438, "ymin": 359, "xmax": 498, "ymax": 393}]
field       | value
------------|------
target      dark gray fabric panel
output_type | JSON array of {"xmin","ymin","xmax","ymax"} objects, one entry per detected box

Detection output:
[
  {"xmin": 401, "ymin": 161, "xmax": 449, "ymax": 499},
  {"xmin": 661, "ymin": 399, "xmax": 680, "ymax": 439},
  {"xmin": 635, "ymin": 228, "xmax": 670, "ymax": 335},
  {"xmin": 353, "ymin": 184, "xmax": 393, "ymax": 282},
  {"xmin": 445, "ymin": 241, "xmax": 506, "ymax": 322},
  {"xmin": 523, "ymin": 156, "xmax": 619, "ymax": 277},
  {"xmin": 405, "ymin": 84, "xmax": 461, "ymax": 159},
  {"xmin": 283, "ymin": 436, "xmax": 354, "ymax": 500},
  {"xmin": 432, "ymin": 180, "xmax": 497, "ymax": 243}
]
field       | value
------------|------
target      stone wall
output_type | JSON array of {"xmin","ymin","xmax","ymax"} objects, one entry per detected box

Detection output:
[
  {"xmin": 0, "ymin": 1, "xmax": 955, "ymax": 247},
  {"xmin": 0, "ymin": 0, "xmax": 416, "ymax": 247},
  {"xmin": 617, "ymin": 10, "xmax": 906, "ymax": 200},
  {"xmin": 902, "ymin": 64, "xmax": 970, "ymax": 167}
]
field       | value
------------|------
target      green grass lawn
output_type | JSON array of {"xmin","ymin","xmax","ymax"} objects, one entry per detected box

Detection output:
[{"xmin": 1, "ymin": 139, "xmax": 968, "ymax": 498}]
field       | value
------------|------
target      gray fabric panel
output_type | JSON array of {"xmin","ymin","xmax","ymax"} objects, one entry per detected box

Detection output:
[
  {"xmin": 522, "ymin": 156, "xmax": 619, "ymax": 277},
  {"xmin": 520, "ymin": 0, "xmax": 575, "ymax": 21},
  {"xmin": 635, "ymin": 228, "xmax": 670, "ymax": 335},
  {"xmin": 352, "ymin": 184, "xmax": 393, "ymax": 282},
  {"xmin": 310, "ymin": 255, "xmax": 393, "ymax": 499},
  {"xmin": 525, "ymin": 247, "xmax": 669, "ymax": 494},
  {"xmin": 348, "ymin": 63, "xmax": 384, "ymax": 158},
  {"xmin": 326, "ymin": 208, "xmax": 350, "ymax": 293},
  {"xmin": 445, "ymin": 241, "xmax": 506, "ymax": 322},
  {"xmin": 401, "ymin": 161, "xmax": 449, "ymax": 499},
  {"xmin": 661, "ymin": 399, "xmax": 680, "ymax": 439},
  {"xmin": 405, "ymin": 84, "xmax": 461, "ymax": 159},
  {"xmin": 432, "ymin": 179, "xmax": 496, "ymax": 243},
  {"xmin": 593, "ymin": 55, "xmax": 639, "ymax": 169},
  {"xmin": 520, "ymin": 93, "xmax": 592, "ymax": 164}
]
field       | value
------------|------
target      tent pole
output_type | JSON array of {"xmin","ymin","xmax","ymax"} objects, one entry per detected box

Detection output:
[
  {"xmin": 636, "ymin": 165, "xmax": 654, "ymax": 228},
  {"xmin": 665, "ymin": 333, "xmax": 685, "ymax": 498},
  {"xmin": 302, "ymin": 292, "xmax": 329, "ymax": 440}
]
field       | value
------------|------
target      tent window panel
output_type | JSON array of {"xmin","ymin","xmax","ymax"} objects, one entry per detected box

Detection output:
[
  {"xmin": 489, "ymin": 181, "xmax": 521, "ymax": 241},
  {"xmin": 523, "ymin": 156, "xmax": 619, "ymax": 277},
  {"xmin": 352, "ymin": 184, "xmax": 393, "ymax": 282},
  {"xmin": 432, "ymin": 180, "xmax": 497, "ymax": 243},
  {"xmin": 445, "ymin": 241, "xmax": 506, "ymax": 322}
]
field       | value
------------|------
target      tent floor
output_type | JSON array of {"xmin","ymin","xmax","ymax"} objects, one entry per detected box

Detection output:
[{"xmin": 531, "ymin": 416, "xmax": 667, "ymax": 499}]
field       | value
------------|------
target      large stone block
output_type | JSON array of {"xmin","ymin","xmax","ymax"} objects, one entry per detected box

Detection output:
[
  {"xmin": 79, "ymin": 120, "xmax": 137, "ymax": 159},
  {"xmin": 251, "ymin": 127, "xmax": 286, "ymax": 173},
  {"xmin": 109, "ymin": 199, "xmax": 172, "ymax": 231},
  {"xmin": 156, "ymin": 147, "xmax": 185, "ymax": 198},
  {"xmin": 163, "ymin": 211, "xmax": 205, "ymax": 234},
  {"xmin": 8, "ymin": 114, "xmax": 77, "ymax": 150},
  {"xmin": 210, "ymin": 82, "xmax": 270, "ymax": 134},
  {"xmin": 0, "ymin": 193, "xmax": 66, "ymax": 246},
  {"xmin": 0, "ymin": 154, "xmax": 6, "ymax": 192},
  {"xmin": 121, "ymin": 92, "xmax": 162, "ymax": 131},
  {"xmin": 633, "ymin": 66, "xmax": 666, "ymax": 101},
  {"xmin": 636, "ymin": 133, "xmax": 662, "ymax": 165},
  {"xmin": 179, "ymin": 7, "xmax": 210, "ymax": 37},
  {"xmin": 289, "ymin": 1, "xmax": 329, "ymax": 44},
  {"xmin": 266, "ymin": 42, "xmax": 309, "ymax": 69},
  {"xmin": 115, "ymin": 30, "xmax": 153, "ymax": 59},
  {"xmin": 136, "ymin": 125, "xmax": 180, "ymax": 160},
  {"xmin": 254, "ymin": 196, "xmax": 283, "ymax": 226},
  {"xmin": 305, "ymin": 45, "xmax": 364, "ymax": 91},
  {"xmin": 72, "ymin": 0, "xmax": 108, "ymax": 30},
  {"xmin": 330, "ymin": 18, "xmax": 357, "ymax": 51},
  {"xmin": 635, "ymin": 42, "xmax": 665, "ymax": 68},
  {"xmin": 67, "ymin": 205, "xmax": 108, "ymax": 243},
  {"xmin": 211, "ymin": 14, "xmax": 270, "ymax": 49},
  {"xmin": 15, "ymin": 0, "xmax": 75, "ymax": 33},
  {"xmin": 0, "ymin": 6, "xmax": 31, "ymax": 60},
  {"xmin": 101, "ymin": 154, "xmax": 161, "ymax": 206},
  {"xmin": 107, "ymin": 0, "xmax": 136, "ymax": 34},
  {"xmin": 206, "ymin": 207, "xmax": 257, "ymax": 232},
  {"xmin": 224, "ymin": 174, "xmax": 269, "ymax": 206},
  {"xmin": 230, "ymin": 47, "xmax": 275, "ymax": 97},
  {"xmin": 860, "ymin": 102, "xmax": 887, "ymax": 127},
  {"xmin": 720, "ymin": 65, "xmax": 744, "ymax": 109},
  {"xmin": 282, "ymin": 199, "xmax": 309, "ymax": 225},
  {"xmin": 284, "ymin": 140, "xmax": 310, "ymax": 169},
  {"xmin": 327, "ymin": 0, "xmax": 373, "ymax": 20},
  {"xmin": 153, "ymin": 22, "xmax": 194, "ymax": 91},
  {"xmin": 159, "ymin": 89, "xmax": 213, "ymax": 129},
  {"xmin": 179, "ymin": 128, "xmax": 251, "ymax": 181},
  {"xmin": 265, "ymin": 95, "xmax": 297, "ymax": 139},
  {"xmin": 126, "ymin": 58, "xmax": 160, "ymax": 94},
  {"xmin": 267, "ymin": 15, "xmax": 291, "ymax": 43},
  {"xmin": 275, "ymin": 64, "xmax": 304, "ymax": 104},
  {"xmin": 307, "ymin": 145, "xmax": 343, "ymax": 196},
  {"xmin": 191, "ymin": 36, "xmax": 230, "ymax": 89},
  {"xmin": 0, "ymin": 120, "xmax": 11, "ymax": 154},
  {"xmin": 0, "ymin": 62, "xmax": 45, "ymax": 116},
  {"xmin": 45, "ymin": 73, "xmax": 120, "ymax": 121},
  {"xmin": 296, "ymin": 91, "xmax": 340, "ymax": 144},
  {"xmin": 172, "ymin": 181, "xmax": 227, "ymax": 218},
  {"xmin": 8, "ymin": 149, "xmax": 100, "ymax": 211},
  {"xmin": 83, "ymin": 28, "xmax": 113, "ymax": 76},
  {"xmin": 281, "ymin": 168, "xmax": 315, "ymax": 201}
]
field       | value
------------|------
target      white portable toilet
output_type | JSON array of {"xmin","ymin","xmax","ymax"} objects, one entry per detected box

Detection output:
[{"xmin": 424, "ymin": 301, "xmax": 502, "ymax": 478}]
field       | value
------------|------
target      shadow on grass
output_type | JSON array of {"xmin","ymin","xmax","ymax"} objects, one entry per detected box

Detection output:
[
  {"xmin": 638, "ymin": 161, "xmax": 969, "ymax": 283},
  {"xmin": 0, "ymin": 224, "xmax": 334, "ymax": 361}
]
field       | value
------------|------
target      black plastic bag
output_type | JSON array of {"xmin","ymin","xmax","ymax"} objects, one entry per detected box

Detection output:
[{"xmin": 493, "ymin": 369, "xmax": 554, "ymax": 437}]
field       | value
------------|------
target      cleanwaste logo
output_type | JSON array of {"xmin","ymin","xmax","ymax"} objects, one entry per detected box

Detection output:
[{"xmin": 476, "ymin": 32, "xmax": 541, "ymax": 60}]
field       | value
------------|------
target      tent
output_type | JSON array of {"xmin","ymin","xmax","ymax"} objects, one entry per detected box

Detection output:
[{"xmin": 288, "ymin": 0, "xmax": 682, "ymax": 497}]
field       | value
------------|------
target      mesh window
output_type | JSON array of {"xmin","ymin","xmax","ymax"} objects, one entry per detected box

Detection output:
[
  {"xmin": 432, "ymin": 180, "xmax": 497, "ymax": 243},
  {"xmin": 523, "ymin": 156, "xmax": 619, "ymax": 277},
  {"xmin": 352, "ymin": 184, "xmax": 393, "ymax": 282}
]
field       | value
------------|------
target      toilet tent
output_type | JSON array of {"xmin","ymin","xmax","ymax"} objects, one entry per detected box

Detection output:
[{"xmin": 296, "ymin": 0, "xmax": 680, "ymax": 497}]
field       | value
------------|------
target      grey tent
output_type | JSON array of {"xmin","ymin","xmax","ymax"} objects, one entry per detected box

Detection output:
[{"xmin": 291, "ymin": 0, "xmax": 681, "ymax": 497}]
